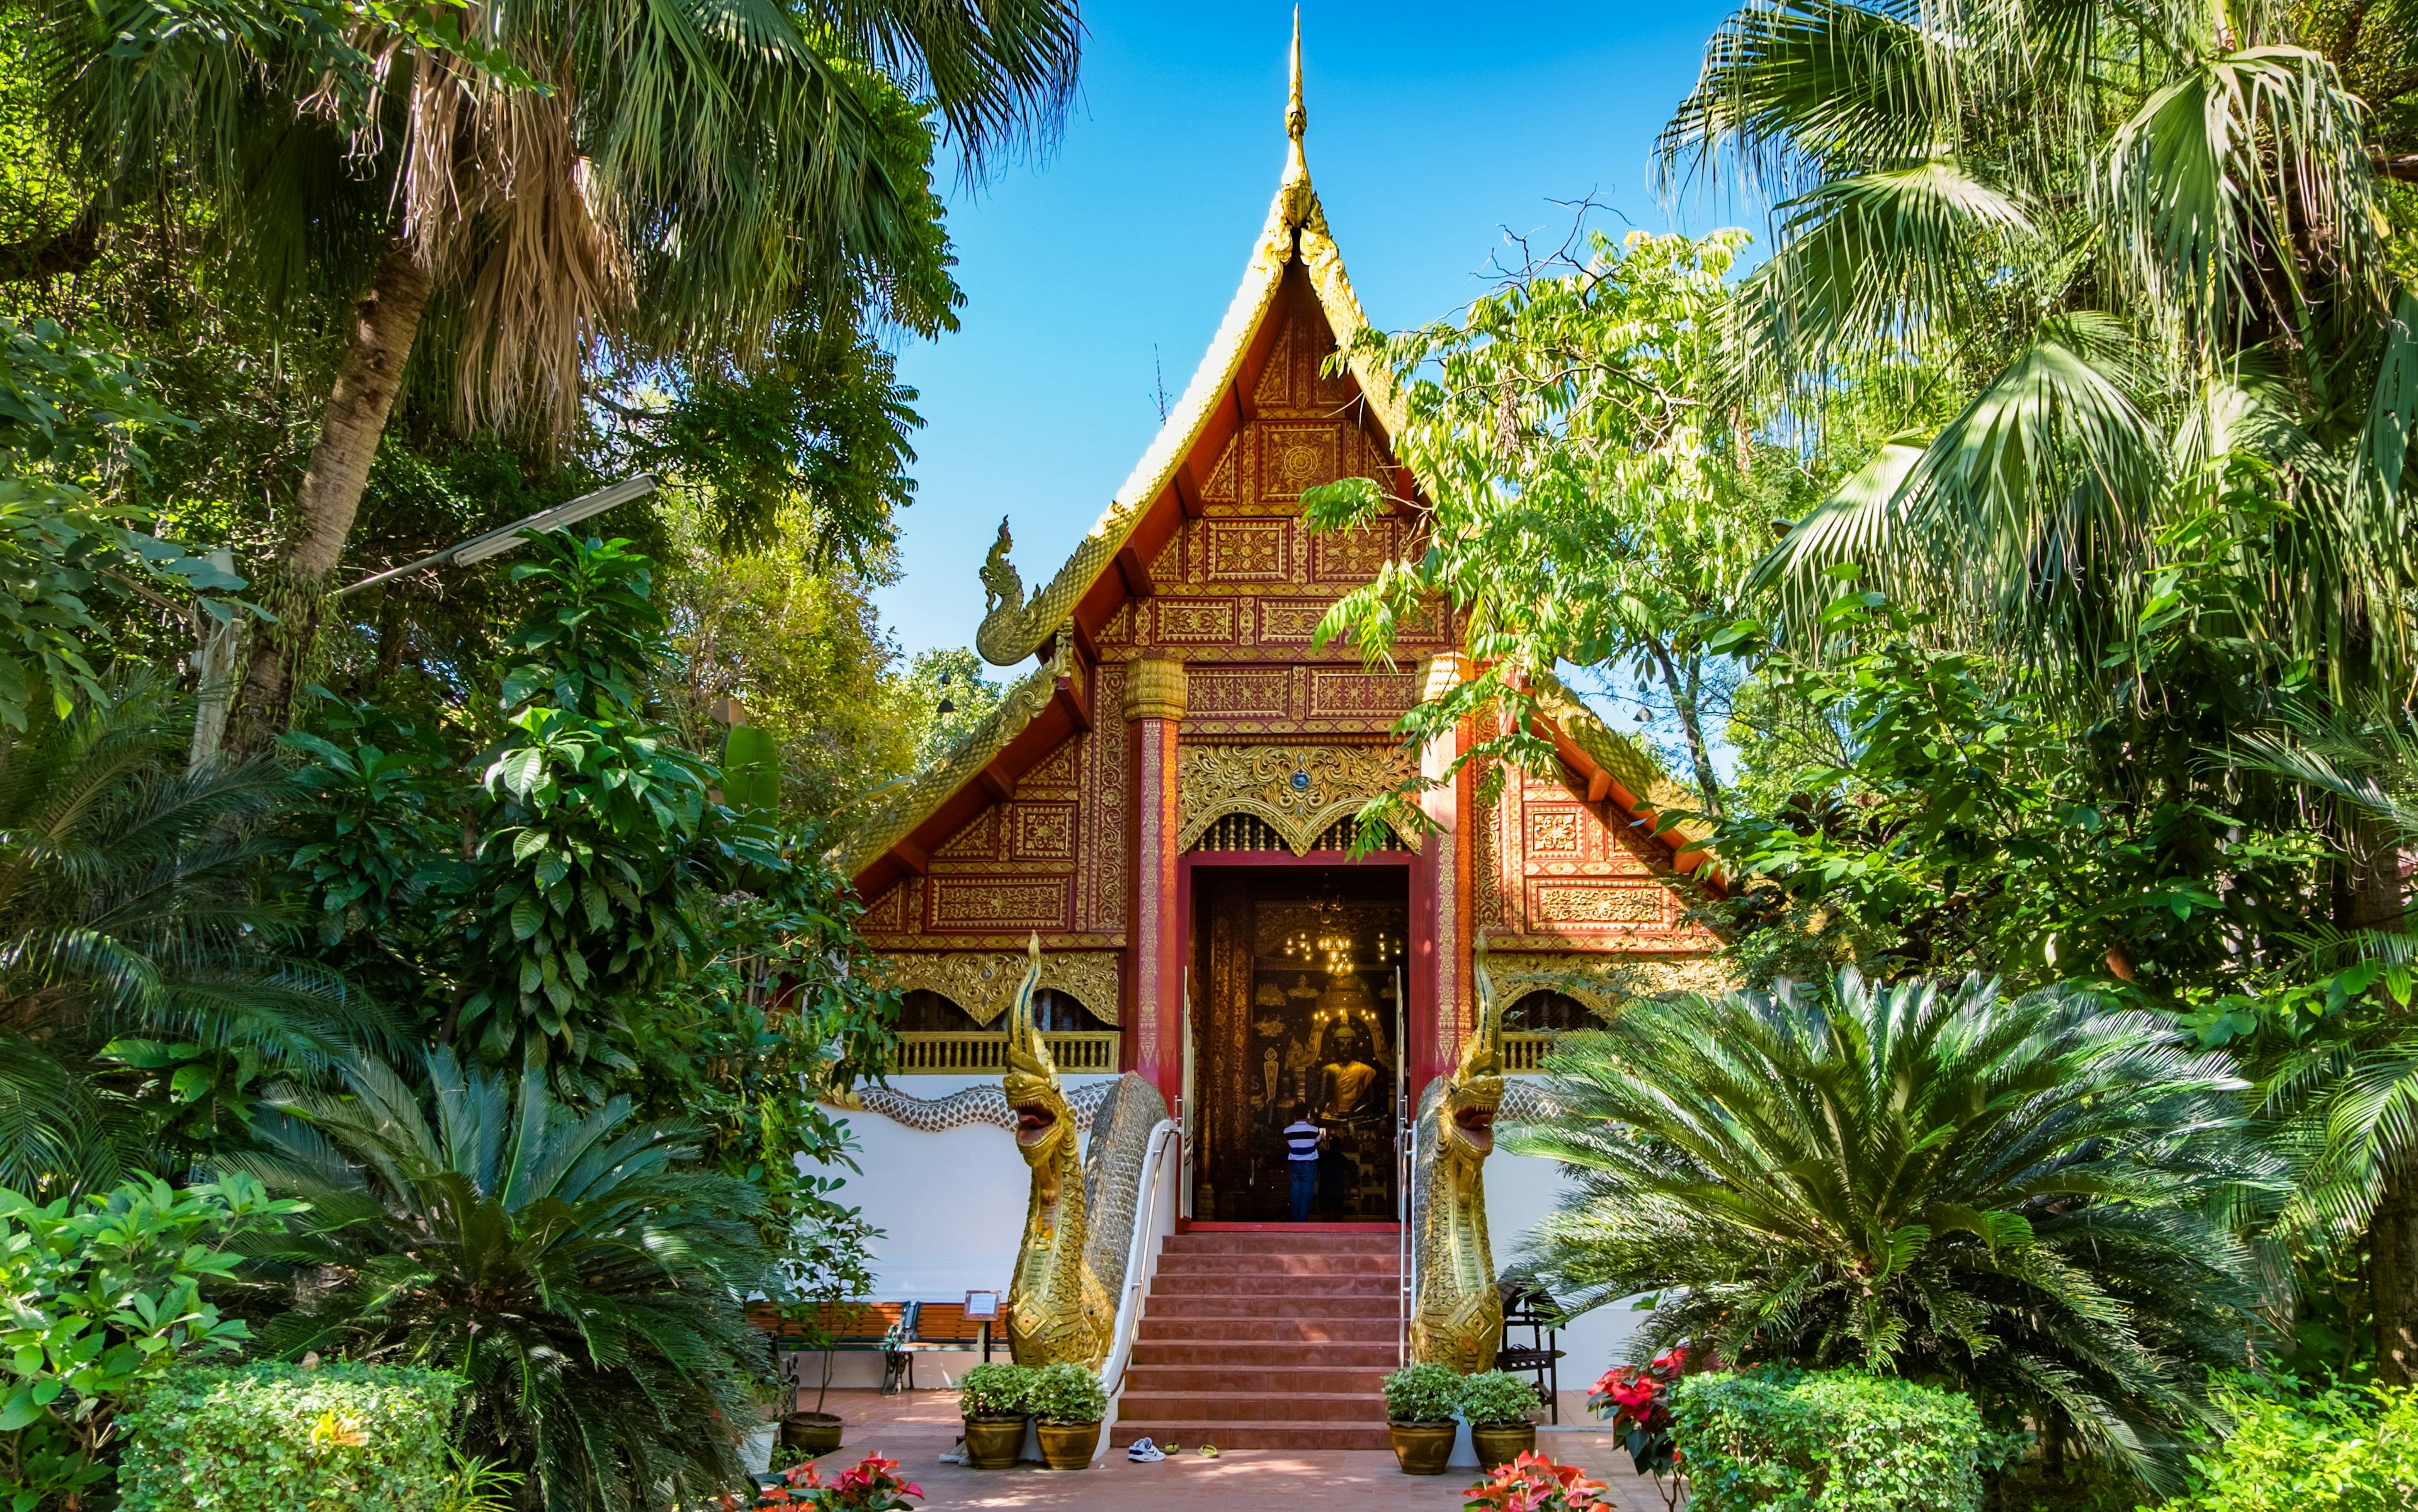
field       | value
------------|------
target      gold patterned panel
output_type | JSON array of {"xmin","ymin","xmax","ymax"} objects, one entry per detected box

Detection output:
[
  {"xmin": 930, "ymin": 877, "xmax": 1074, "ymax": 931},
  {"xmin": 880, "ymin": 950, "xmax": 1122, "ymax": 1026},
  {"xmin": 1187, "ymin": 668, "xmax": 1292, "ymax": 719},
  {"xmin": 1205, "ymin": 521, "xmax": 1290, "ymax": 581},
  {"xmin": 1157, "ymin": 600, "xmax": 1238, "ymax": 644},
  {"xmin": 1528, "ymin": 880, "xmax": 1669, "ymax": 926},
  {"xmin": 1258, "ymin": 421, "xmax": 1343, "ymax": 499},
  {"xmin": 1310, "ymin": 521, "xmax": 1398, "ymax": 581},
  {"xmin": 1307, "ymin": 669, "xmax": 1417, "ymax": 719},
  {"xmin": 1492, "ymin": 951, "xmax": 1731, "ymax": 1017},
  {"xmin": 1176, "ymin": 743, "xmax": 1421, "ymax": 855},
  {"xmin": 1013, "ymin": 804, "xmax": 1076, "ymax": 860},
  {"xmin": 1257, "ymin": 598, "xmax": 1336, "ymax": 643}
]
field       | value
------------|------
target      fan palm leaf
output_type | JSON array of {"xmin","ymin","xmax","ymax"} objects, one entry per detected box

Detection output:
[{"xmin": 1509, "ymin": 970, "xmax": 2269, "ymax": 1487}]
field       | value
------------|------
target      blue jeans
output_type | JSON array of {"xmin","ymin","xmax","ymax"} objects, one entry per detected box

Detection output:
[{"xmin": 1289, "ymin": 1162, "xmax": 1317, "ymax": 1221}]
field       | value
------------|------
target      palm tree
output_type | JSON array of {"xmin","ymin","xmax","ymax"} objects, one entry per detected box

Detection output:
[
  {"xmin": 240, "ymin": 1047, "xmax": 773, "ymax": 1512},
  {"xmin": 0, "ymin": 671, "xmax": 380, "ymax": 1192},
  {"xmin": 1669, "ymin": 0, "xmax": 2416, "ymax": 704},
  {"xmin": 25, "ymin": 0, "xmax": 1081, "ymax": 740},
  {"xmin": 1511, "ymin": 971, "xmax": 2269, "ymax": 1487},
  {"xmin": 2230, "ymin": 719, "xmax": 2418, "ymax": 1383}
]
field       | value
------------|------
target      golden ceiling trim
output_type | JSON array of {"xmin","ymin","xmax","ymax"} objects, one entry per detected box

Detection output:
[
  {"xmin": 1177, "ymin": 742, "xmax": 1421, "ymax": 856},
  {"xmin": 878, "ymin": 950, "xmax": 1121, "ymax": 1027}
]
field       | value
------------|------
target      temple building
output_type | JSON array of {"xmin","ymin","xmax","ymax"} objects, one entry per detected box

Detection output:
[{"xmin": 816, "ymin": 26, "xmax": 1723, "ymax": 1450}]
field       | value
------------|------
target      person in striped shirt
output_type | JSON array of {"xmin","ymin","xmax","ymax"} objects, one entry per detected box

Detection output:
[{"xmin": 1283, "ymin": 1103, "xmax": 1326, "ymax": 1222}]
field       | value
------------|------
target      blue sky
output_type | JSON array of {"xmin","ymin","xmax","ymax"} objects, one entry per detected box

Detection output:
[{"xmin": 871, "ymin": 0, "xmax": 1749, "ymax": 662}]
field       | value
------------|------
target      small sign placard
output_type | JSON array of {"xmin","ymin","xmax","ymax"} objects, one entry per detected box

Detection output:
[{"xmin": 963, "ymin": 1290, "xmax": 1002, "ymax": 1321}]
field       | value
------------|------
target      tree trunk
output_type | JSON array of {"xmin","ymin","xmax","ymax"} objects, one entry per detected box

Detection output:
[
  {"xmin": 229, "ymin": 236, "xmax": 434, "ymax": 750},
  {"xmin": 1649, "ymin": 642, "xmax": 1723, "ymax": 820},
  {"xmin": 2376, "ymin": 1155, "xmax": 2418, "ymax": 1385}
]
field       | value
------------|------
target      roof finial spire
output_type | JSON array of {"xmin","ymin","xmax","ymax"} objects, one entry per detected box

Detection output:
[{"xmin": 1286, "ymin": 7, "xmax": 1306, "ymax": 145}]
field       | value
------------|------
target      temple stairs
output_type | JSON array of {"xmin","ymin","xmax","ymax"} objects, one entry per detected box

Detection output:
[{"xmin": 1112, "ymin": 1224, "xmax": 1400, "ymax": 1452}]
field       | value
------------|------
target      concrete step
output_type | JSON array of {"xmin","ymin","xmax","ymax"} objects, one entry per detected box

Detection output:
[
  {"xmin": 1164, "ymin": 1229, "xmax": 1399, "ymax": 1256},
  {"xmin": 1130, "ymin": 1339, "xmax": 1399, "ymax": 1368},
  {"xmin": 1144, "ymin": 1293, "xmax": 1398, "ymax": 1323},
  {"xmin": 1126, "ymin": 1363, "xmax": 1389, "ymax": 1396},
  {"xmin": 1110, "ymin": 1421, "xmax": 1394, "ymax": 1452},
  {"xmin": 1116, "ymin": 1389, "xmax": 1385, "ymax": 1423},
  {"xmin": 1154, "ymin": 1251, "xmax": 1400, "ymax": 1278},
  {"xmin": 1136, "ymin": 1314, "xmax": 1397, "ymax": 1344},
  {"xmin": 1150, "ymin": 1271, "xmax": 1399, "ymax": 1299}
]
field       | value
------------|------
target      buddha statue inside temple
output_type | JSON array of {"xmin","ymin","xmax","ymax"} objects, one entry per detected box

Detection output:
[{"xmin": 1315, "ymin": 1017, "xmax": 1382, "ymax": 1127}]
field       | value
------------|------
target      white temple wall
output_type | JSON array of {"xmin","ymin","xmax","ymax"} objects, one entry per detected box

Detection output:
[
  {"xmin": 804, "ymin": 1074, "xmax": 1639, "ymax": 1395},
  {"xmin": 796, "ymin": 1074, "xmax": 1121, "ymax": 1390}
]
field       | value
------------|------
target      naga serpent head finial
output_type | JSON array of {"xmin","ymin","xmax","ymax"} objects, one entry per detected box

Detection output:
[
  {"xmin": 1003, "ymin": 933, "xmax": 1070, "ymax": 1169},
  {"xmin": 979, "ymin": 516, "xmax": 1024, "ymax": 617},
  {"xmin": 1445, "ymin": 931, "xmax": 1507, "ymax": 1161}
]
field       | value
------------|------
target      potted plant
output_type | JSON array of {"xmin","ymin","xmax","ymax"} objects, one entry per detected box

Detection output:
[
  {"xmin": 954, "ymin": 1363, "xmax": 1032, "ymax": 1470},
  {"xmin": 1458, "ymin": 1371, "xmax": 1544, "ymax": 1468},
  {"xmin": 773, "ymin": 1183, "xmax": 883, "ymax": 1458},
  {"xmin": 1026, "ymin": 1361, "xmax": 1108, "ymax": 1470},
  {"xmin": 1383, "ymin": 1363, "xmax": 1462, "ymax": 1475}
]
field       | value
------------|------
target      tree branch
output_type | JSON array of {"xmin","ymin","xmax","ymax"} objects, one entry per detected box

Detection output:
[{"xmin": 0, "ymin": 202, "xmax": 105, "ymax": 283}]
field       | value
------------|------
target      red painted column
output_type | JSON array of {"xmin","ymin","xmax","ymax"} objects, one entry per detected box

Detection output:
[
  {"xmin": 1414, "ymin": 653, "xmax": 1471, "ymax": 1094},
  {"xmin": 1123, "ymin": 655, "xmax": 1186, "ymax": 1108}
]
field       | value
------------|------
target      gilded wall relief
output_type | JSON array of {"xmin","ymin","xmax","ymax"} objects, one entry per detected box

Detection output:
[
  {"xmin": 1176, "ymin": 742, "xmax": 1421, "ymax": 855},
  {"xmin": 878, "ymin": 949, "xmax": 1121, "ymax": 1026}
]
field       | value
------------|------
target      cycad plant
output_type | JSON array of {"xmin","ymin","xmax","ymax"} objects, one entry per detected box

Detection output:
[
  {"xmin": 241, "ymin": 1047, "xmax": 772, "ymax": 1512},
  {"xmin": 0, "ymin": 671, "xmax": 375, "ymax": 1191},
  {"xmin": 1513, "ymin": 972, "xmax": 2268, "ymax": 1487}
]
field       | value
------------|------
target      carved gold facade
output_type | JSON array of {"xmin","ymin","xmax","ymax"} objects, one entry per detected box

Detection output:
[
  {"xmin": 1176, "ymin": 742, "xmax": 1421, "ymax": 855},
  {"xmin": 878, "ymin": 950, "xmax": 1121, "ymax": 1026}
]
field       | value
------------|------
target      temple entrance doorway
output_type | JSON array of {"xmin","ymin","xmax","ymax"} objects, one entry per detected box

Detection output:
[{"xmin": 1189, "ymin": 863, "xmax": 1407, "ymax": 1223}]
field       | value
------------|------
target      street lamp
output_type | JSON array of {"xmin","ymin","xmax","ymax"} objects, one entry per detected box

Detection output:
[{"xmin": 332, "ymin": 473, "xmax": 660, "ymax": 598}]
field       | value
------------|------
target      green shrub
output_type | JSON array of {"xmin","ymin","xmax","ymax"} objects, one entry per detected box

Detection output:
[
  {"xmin": 2163, "ymin": 1383, "xmax": 2418, "ymax": 1512},
  {"xmin": 1459, "ymin": 1370, "xmax": 1545, "ymax": 1426},
  {"xmin": 116, "ymin": 1363, "xmax": 463, "ymax": 1512},
  {"xmin": 956, "ymin": 1363, "xmax": 1033, "ymax": 1419},
  {"xmin": 1670, "ymin": 1368, "xmax": 1984, "ymax": 1512},
  {"xmin": 1384, "ymin": 1363, "xmax": 1462, "ymax": 1424},
  {"xmin": 0, "ymin": 1174, "xmax": 300, "ymax": 1511},
  {"xmin": 1026, "ymin": 1362, "xmax": 1106, "ymax": 1424}
]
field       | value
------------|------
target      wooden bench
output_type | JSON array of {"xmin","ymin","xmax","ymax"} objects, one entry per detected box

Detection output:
[{"xmin": 744, "ymin": 1300, "xmax": 994, "ymax": 1395}]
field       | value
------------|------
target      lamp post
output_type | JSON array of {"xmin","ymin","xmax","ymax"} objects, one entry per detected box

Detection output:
[{"xmin": 188, "ymin": 474, "xmax": 659, "ymax": 768}]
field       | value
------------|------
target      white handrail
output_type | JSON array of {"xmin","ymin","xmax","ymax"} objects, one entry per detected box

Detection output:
[
  {"xmin": 1098, "ymin": 1117, "xmax": 1183, "ymax": 1402},
  {"xmin": 1399, "ymin": 1114, "xmax": 1417, "ymax": 1367}
]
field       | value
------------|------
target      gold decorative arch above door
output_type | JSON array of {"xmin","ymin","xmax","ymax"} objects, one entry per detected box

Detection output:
[{"xmin": 1176, "ymin": 743, "xmax": 1421, "ymax": 856}]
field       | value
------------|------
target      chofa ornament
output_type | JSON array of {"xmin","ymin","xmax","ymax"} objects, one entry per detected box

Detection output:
[
  {"xmin": 1410, "ymin": 935, "xmax": 1507, "ymax": 1372},
  {"xmin": 1003, "ymin": 934, "xmax": 1114, "ymax": 1370}
]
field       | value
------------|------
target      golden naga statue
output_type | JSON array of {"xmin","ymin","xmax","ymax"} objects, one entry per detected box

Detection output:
[
  {"xmin": 1410, "ymin": 936, "xmax": 1507, "ymax": 1372},
  {"xmin": 1002, "ymin": 934, "xmax": 1114, "ymax": 1370}
]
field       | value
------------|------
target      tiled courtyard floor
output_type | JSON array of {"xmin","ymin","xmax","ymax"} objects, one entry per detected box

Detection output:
[{"xmin": 793, "ymin": 1390, "xmax": 1677, "ymax": 1510}]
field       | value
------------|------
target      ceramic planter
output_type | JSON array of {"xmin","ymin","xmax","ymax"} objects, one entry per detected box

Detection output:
[
  {"xmin": 780, "ymin": 1413, "xmax": 844, "ymax": 1457},
  {"xmin": 1034, "ymin": 1421, "xmax": 1101, "ymax": 1470},
  {"xmin": 1470, "ymin": 1423, "xmax": 1537, "ymax": 1467},
  {"xmin": 961, "ymin": 1416, "xmax": 1025, "ymax": 1469},
  {"xmin": 1388, "ymin": 1421, "xmax": 1457, "ymax": 1475}
]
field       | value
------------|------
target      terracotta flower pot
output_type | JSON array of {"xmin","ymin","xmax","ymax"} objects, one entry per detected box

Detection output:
[
  {"xmin": 1388, "ymin": 1420, "xmax": 1457, "ymax": 1475},
  {"xmin": 780, "ymin": 1412, "xmax": 844, "ymax": 1457},
  {"xmin": 961, "ymin": 1416, "xmax": 1025, "ymax": 1470},
  {"xmin": 1470, "ymin": 1423, "xmax": 1537, "ymax": 1468},
  {"xmin": 1035, "ymin": 1421, "xmax": 1101, "ymax": 1470}
]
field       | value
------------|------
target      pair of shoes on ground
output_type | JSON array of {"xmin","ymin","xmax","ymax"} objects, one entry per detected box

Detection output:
[{"xmin": 1126, "ymin": 1438, "xmax": 1167, "ymax": 1462}]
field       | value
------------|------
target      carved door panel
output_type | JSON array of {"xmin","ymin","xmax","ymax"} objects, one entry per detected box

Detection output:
[{"xmin": 1191, "ymin": 868, "xmax": 1405, "ymax": 1222}]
